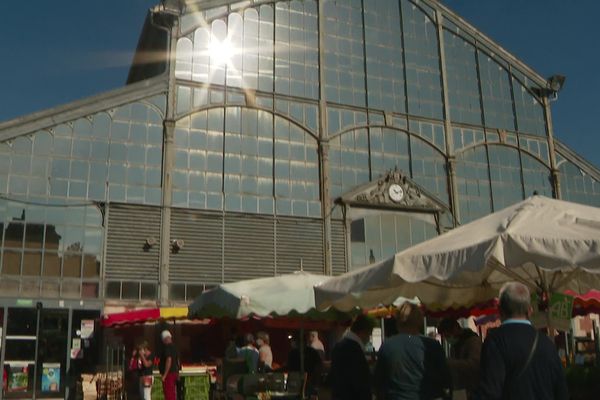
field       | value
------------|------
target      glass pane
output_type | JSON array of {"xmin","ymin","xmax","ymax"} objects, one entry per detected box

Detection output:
[
  {"xmin": 22, "ymin": 252, "xmax": 42, "ymax": 276},
  {"xmin": 62, "ymin": 254, "xmax": 82, "ymax": 278},
  {"xmin": 105, "ymin": 281, "xmax": 121, "ymax": 299},
  {"xmin": 402, "ymin": 0, "xmax": 443, "ymax": 119},
  {"xmin": 479, "ymin": 52, "xmax": 515, "ymax": 131},
  {"xmin": 61, "ymin": 281, "xmax": 80, "ymax": 298},
  {"xmin": 42, "ymin": 252, "xmax": 61, "ymax": 277},
  {"xmin": 121, "ymin": 281, "xmax": 139, "ymax": 300},
  {"xmin": 364, "ymin": 0, "xmax": 405, "ymax": 113},
  {"xmin": 141, "ymin": 283, "xmax": 157, "ymax": 300},
  {"xmin": 322, "ymin": 0, "xmax": 365, "ymax": 106},
  {"xmin": 444, "ymin": 30, "xmax": 481, "ymax": 125},
  {"xmin": 2, "ymin": 250, "xmax": 22, "ymax": 275}
]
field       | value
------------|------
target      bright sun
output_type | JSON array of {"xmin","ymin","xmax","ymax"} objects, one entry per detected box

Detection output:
[{"xmin": 208, "ymin": 37, "xmax": 235, "ymax": 67}]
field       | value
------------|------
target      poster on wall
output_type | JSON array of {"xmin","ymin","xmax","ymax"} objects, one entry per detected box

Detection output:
[
  {"xmin": 8, "ymin": 363, "xmax": 29, "ymax": 392},
  {"xmin": 41, "ymin": 363, "xmax": 61, "ymax": 392},
  {"xmin": 71, "ymin": 338, "xmax": 83, "ymax": 359},
  {"xmin": 80, "ymin": 320, "xmax": 95, "ymax": 339}
]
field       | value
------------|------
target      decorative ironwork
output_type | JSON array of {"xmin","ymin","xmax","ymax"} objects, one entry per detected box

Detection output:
[{"xmin": 340, "ymin": 167, "xmax": 443, "ymax": 212}]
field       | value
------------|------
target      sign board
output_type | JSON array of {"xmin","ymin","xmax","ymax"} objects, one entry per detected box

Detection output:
[
  {"xmin": 80, "ymin": 320, "xmax": 94, "ymax": 339},
  {"xmin": 41, "ymin": 363, "xmax": 61, "ymax": 392},
  {"xmin": 530, "ymin": 292, "xmax": 574, "ymax": 331},
  {"xmin": 7, "ymin": 363, "xmax": 29, "ymax": 392},
  {"xmin": 15, "ymin": 299, "xmax": 33, "ymax": 307},
  {"xmin": 71, "ymin": 339, "xmax": 83, "ymax": 359},
  {"xmin": 548, "ymin": 293, "xmax": 574, "ymax": 331}
]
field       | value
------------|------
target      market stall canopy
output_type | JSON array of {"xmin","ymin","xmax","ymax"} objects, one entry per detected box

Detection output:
[
  {"xmin": 567, "ymin": 290, "xmax": 600, "ymax": 316},
  {"xmin": 315, "ymin": 196, "xmax": 600, "ymax": 312},
  {"xmin": 101, "ymin": 307, "xmax": 190, "ymax": 327},
  {"xmin": 188, "ymin": 271, "xmax": 349, "ymax": 320}
]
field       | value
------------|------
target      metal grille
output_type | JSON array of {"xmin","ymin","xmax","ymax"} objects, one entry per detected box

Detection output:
[
  {"xmin": 224, "ymin": 213, "xmax": 275, "ymax": 282},
  {"xmin": 330, "ymin": 219, "xmax": 348, "ymax": 275},
  {"xmin": 105, "ymin": 203, "xmax": 161, "ymax": 280},
  {"xmin": 170, "ymin": 208, "xmax": 223, "ymax": 284},
  {"xmin": 167, "ymin": 209, "xmax": 331, "ymax": 287},
  {"xmin": 276, "ymin": 216, "xmax": 325, "ymax": 275}
]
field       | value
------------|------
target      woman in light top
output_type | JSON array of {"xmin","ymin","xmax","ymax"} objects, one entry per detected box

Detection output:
[{"xmin": 256, "ymin": 331, "xmax": 273, "ymax": 372}]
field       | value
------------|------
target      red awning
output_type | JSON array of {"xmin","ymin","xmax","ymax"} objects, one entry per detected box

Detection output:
[
  {"xmin": 101, "ymin": 308, "xmax": 162, "ymax": 327},
  {"xmin": 566, "ymin": 290, "xmax": 600, "ymax": 316}
]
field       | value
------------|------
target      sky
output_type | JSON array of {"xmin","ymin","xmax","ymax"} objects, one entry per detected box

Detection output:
[{"xmin": 0, "ymin": 0, "xmax": 598, "ymax": 167}]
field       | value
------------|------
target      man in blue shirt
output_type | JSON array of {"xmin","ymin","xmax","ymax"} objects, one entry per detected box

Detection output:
[{"xmin": 474, "ymin": 282, "xmax": 569, "ymax": 399}]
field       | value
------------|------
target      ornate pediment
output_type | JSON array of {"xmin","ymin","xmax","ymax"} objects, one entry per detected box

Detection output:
[{"xmin": 339, "ymin": 168, "xmax": 445, "ymax": 212}]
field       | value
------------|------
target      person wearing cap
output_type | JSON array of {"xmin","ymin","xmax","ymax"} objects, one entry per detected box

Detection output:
[
  {"xmin": 329, "ymin": 315, "xmax": 376, "ymax": 400},
  {"xmin": 437, "ymin": 318, "xmax": 481, "ymax": 399},
  {"xmin": 159, "ymin": 330, "xmax": 179, "ymax": 400}
]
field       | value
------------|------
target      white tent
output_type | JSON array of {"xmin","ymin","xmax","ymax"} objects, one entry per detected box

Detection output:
[
  {"xmin": 315, "ymin": 196, "xmax": 600, "ymax": 313},
  {"xmin": 189, "ymin": 271, "xmax": 345, "ymax": 319}
]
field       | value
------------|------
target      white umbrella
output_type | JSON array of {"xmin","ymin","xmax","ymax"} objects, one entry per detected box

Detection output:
[
  {"xmin": 315, "ymin": 195, "xmax": 600, "ymax": 313},
  {"xmin": 188, "ymin": 271, "xmax": 347, "ymax": 320}
]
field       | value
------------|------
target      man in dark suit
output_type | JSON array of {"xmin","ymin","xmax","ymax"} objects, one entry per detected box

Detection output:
[
  {"xmin": 438, "ymin": 318, "xmax": 482, "ymax": 398},
  {"xmin": 330, "ymin": 315, "xmax": 376, "ymax": 400},
  {"xmin": 474, "ymin": 282, "xmax": 569, "ymax": 400}
]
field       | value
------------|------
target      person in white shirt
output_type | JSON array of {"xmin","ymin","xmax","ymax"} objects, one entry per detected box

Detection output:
[
  {"xmin": 256, "ymin": 331, "xmax": 273, "ymax": 371},
  {"xmin": 308, "ymin": 331, "xmax": 325, "ymax": 359}
]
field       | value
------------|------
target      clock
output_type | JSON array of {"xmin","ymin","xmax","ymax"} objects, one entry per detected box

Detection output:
[{"xmin": 388, "ymin": 184, "xmax": 404, "ymax": 203}]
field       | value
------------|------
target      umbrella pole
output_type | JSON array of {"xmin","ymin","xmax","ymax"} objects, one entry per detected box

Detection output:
[{"xmin": 299, "ymin": 322, "xmax": 305, "ymax": 385}]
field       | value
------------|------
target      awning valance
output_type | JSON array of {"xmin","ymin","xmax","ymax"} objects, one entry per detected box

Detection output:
[{"xmin": 101, "ymin": 307, "xmax": 190, "ymax": 327}]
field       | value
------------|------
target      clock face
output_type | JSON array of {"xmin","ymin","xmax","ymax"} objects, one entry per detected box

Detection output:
[{"xmin": 388, "ymin": 184, "xmax": 404, "ymax": 202}]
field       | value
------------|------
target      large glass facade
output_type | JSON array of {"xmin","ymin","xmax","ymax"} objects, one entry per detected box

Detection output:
[
  {"xmin": 2, "ymin": 0, "xmax": 599, "ymax": 303},
  {"xmin": 0, "ymin": 99, "xmax": 165, "ymax": 205},
  {"xmin": 174, "ymin": 107, "xmax": 321, "ymax": 217},
  {"xmin": 0, "ymin": 97, "xmax": 164, "ymax": 300}
]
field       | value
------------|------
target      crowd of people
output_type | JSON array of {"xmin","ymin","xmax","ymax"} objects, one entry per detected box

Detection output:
[
  {"xmin": 329, "ymin": 281, "xmax": 569, "ymax": 400},
  {"xmin": 127, "ymin": 281, "xmax": 569, "ymax": 400}
]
